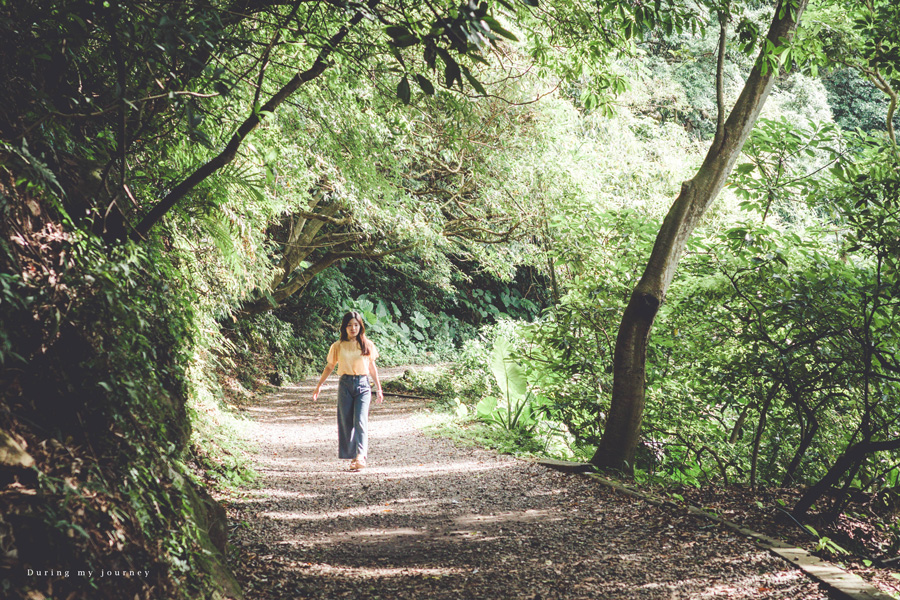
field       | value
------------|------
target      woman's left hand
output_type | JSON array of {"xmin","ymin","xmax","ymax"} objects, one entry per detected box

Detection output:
[{"xmin": 375, "ymin": 389, "xmax": 384, "ymax": 404}]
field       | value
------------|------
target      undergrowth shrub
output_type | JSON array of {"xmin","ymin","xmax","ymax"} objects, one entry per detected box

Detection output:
[
  {"xmin": 386, "ymin": 320, "xmax": 578, "ymax": 459},
  {"xmin": 230, "ymin": 311, "xmax": 308, "ymax": 384},
  {"xmin": 0, "ymin": 187, "xmax": 240, "ymax": 600}
]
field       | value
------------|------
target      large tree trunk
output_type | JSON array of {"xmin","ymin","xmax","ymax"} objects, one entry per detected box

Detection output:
[{"xmin": 591, "ymin": 0, "xmax": 809, "ymax": 473}]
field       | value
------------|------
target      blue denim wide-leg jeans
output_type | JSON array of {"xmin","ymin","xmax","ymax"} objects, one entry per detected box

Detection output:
[{"xmin": 337, "ymin": 374, "xmax": 371, "ymax": 459}]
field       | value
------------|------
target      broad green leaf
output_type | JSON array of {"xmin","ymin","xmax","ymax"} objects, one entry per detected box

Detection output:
[
  {"xmin": 476, "ymin": 396, "xmax": 499, "ymax": 421},
  {"xmin": 385, "ymin": 26, "xmax": 410, "ymax": 39},
  {"xmin": 490, "ymin": 337, "xmax": 527, "ymax": 402},
  {"xmin": 482, "ymin": 17, "xmax": 519, "ymax": 42},
  {"xmin": 444, "ymin": 59, "xmax": 461, "ymax": 89}
]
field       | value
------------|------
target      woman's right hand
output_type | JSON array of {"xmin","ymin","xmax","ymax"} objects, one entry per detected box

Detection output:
[{"xmin": 312, "ymin": 386, "xmax": 320, "ymax": 401}]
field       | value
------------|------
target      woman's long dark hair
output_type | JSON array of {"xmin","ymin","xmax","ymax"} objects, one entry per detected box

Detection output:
[{"xmin": 340, "ymin": 311, "xmax": 372, "ymax": 355}]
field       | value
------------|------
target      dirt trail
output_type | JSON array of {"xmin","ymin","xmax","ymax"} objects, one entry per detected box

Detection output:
[{"xmin": 226, "ymin": 367, "xmax": 832, "ymax": 599}]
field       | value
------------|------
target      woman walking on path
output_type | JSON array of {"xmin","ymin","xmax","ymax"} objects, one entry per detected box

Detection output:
[{"xmin": 312, "ymin": 311, "xmax": 384, "ymax": 471}]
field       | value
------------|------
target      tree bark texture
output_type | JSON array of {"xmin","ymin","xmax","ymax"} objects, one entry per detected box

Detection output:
[{"xmin": 591, "ymin": 0, "xmax": 810, "ymax": 473}]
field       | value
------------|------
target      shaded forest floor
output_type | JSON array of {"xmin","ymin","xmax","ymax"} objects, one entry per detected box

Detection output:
[{"xmin": 221, "ymin": 367, "xmax": 851, "ymax": 599}]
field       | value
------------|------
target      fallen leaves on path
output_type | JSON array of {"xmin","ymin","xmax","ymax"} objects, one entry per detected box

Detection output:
[{"xmin": 223, "ymin": 370, "xmax": 833, "ymax": 599}]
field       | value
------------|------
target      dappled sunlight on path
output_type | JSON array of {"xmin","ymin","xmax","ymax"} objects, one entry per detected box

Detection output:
[{"xmin": 226, "ymin": 367, "xmax": 834, "ymax": 600}]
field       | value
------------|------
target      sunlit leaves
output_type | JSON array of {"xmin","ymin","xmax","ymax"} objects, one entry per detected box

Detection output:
[
  {"xmin": 798, "ymin": 0, "xmax": 900, "ymax": 135},
  {"xmin": 730, "ymin": 117, "xmax": 843, "ymax": 221},
  {"xmin": 830, "ymin": 137, "xmax": 900, "ymax": 259},
  {"xmin": 482, "ymin": 16, "xmax": 519, "ymax": 42},
  {"xmin": 384, "ymin": 0, "xmax": 531, "ymax": 104}
]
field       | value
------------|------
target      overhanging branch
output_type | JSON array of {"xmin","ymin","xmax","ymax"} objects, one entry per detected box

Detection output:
[{"xmin": 132, "ymin": 0, "xmax": 379, "ymax": 239}]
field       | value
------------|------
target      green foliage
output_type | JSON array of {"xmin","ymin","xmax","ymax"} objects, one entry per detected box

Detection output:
[
  {"xmin": 383, "ymin": 366, "xmax": 456, "ymax": 399},
  {"xmin": 475, "ymin": 337, "xmax": 545, "ymax": 432},
  {"xmin": 344, "ymin": 293, "xmax": 457, "ymax": 363},
  {"xmin": 381, "ymin": 338, "xmax": 495, "ymax": 413},
  {"xmin": 231, "ymin": 311, "xmax": 310, "ymax": 382},
  {"xmin": 799, "ymin": 0, "xmax": 900, "ymax": 140},
  {"xmin": 34, "ymin": 233, "xmax": 194, "ymax": 448},
  {"xmin": 823, "ymin": 68, "xmax": 897, "ymax": 133},
  {"xmin": 439, "ymin": 86, "xmax": 900, "ymax": 539},
  {"xmin": 0, "ymin": 209, "xmax": 241, "ymax": 597},
  {"xmin": 803, "ymin": 525, "xmax": 851, "ymax": 556},
  {"xmin": 0, "ymin": 271, "xmax": 30, "ymax": 365},
  {"xmin": 4, "ymin": 0, "xmax": 900, "ymax": 591},
  {"xmin": 186, "ymin": 350, "xmax": 259, "ymax": 489},
  {"xmin": 427, "ymin": 410, "xmax": 551, "ymax": 456},
  {"xmin": 387, "ymin": 361, "xmax": 564, "ymax": 459},
  {"xmin": 252, "ymin": 251, "xmax": 546, "ymax": 376},
  {"xmin": 730, "ymin": 116, "xmax": 842, "ymax": 225}
]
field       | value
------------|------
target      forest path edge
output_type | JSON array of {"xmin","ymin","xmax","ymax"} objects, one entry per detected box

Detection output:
[{"xmin": 221, "ymin": 364, "xmax": 841, "ymax": 600}]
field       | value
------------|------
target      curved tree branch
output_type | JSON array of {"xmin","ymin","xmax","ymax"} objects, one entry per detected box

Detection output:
[{"xmin": 133, "ymin": 0, "xmax": 379, "ymax": 238}]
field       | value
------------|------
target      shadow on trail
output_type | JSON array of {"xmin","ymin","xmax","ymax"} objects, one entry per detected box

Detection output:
[{"xmin": 226, "ymin": 370, "xmax": 832, "ymax": 600}]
